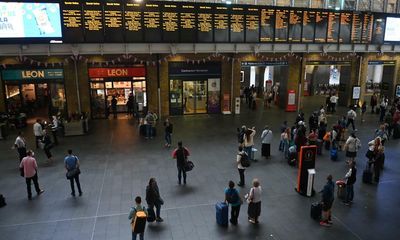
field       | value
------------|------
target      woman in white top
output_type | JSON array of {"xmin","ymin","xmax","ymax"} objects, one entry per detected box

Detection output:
[
  {"xmin": 344, "ymin": 131, "xmax": 361, "ymax": 163},
  {"xmin": 247, "ymin": 178, "xmax": 262, "ymax": 224},
  {"xmin": 243, "ymin": 127, "xmax": 256, "ymax": 161},
  {"xmin": 261, "ymin": 125, "xmax": 273, "ymax": 158}
]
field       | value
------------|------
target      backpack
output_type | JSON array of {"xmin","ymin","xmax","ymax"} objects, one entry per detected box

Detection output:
[
  {"xmin": 240, "ymin": 153, "xmax": 250, "ymax": 167},
  {"xmin": 226, "ymin": 189, "xmax": 239, "ymax": 204}
]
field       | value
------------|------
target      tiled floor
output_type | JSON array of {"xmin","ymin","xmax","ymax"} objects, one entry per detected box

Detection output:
[{"xmin": 0, "ymin": 98, "xmax": 399, "ymax": 240}]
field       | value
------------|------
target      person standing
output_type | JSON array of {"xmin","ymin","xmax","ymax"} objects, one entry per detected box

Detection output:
[
  {"xmin": 144, "ymin": 111, "xmax": 156, "ymax": 139},
  {"xmin": 247, "ymin": 179, "xmax": 262, "ymax": 224},
  {"xmin": 164, "ymin": 118, "xmax": 173, "ymax": 148},
  {"xmin": 64, "ymin": 149, "xmax": 82, "ymax": 197},
  {"xmin": 111, "ymin": 96, "xmax": 118, "ymax": 119},
  {"xmin": 370, "ymin": 93, "xmax": 378, "ymax": 113},
  {"xmin": 373, "ymin": 146, "xmax": 385, "ymax": 182},
  {"xmin": 346, "ymin": 107, "xmax": 357, "ymax": 131},
  {"xmin": 330, "ymin": 94, "xmax": 339, "ymax": 113},
  {"xmin": 261, "ymin": 125, "xmax": 273, "ymax": 159},
  {"xmin": 33, "ymin": 119, "xmax": 43, "ymax": 149},
  {"xmin": 19, "ymin": 150, "xmax": 44, "ymax": 200},
  {"xmin": 236, "ymin": 146, "xmax": 247, "ymax": 187},
  {"xmin": 320, "ymin": 175, "xmax": 334, "ymax": 227},
  {"xmin": 172, "ymin": 141, "xmax": 190, "ymax": 185},
  {"xmin": 343, "ymin": 161, "xmax": 357, "ymax": 206},
  {"xmin": 361, "ymin": 102, "xmax": 367, "ymax": 123},
  {"xmin": 41, "ymin": 130, "xmax": 54, "ymax": 165},
  {"xmin": 128, "ymin": 196, "xmax": 147, "ymax": 240},
  {"xmin": 379, "ymin": 96, "xmax": 389, "ymax": 123},
  {"xmin": 225, "ymin": 181, "xmax": 241, "ymax": 225},
  {"xmin": 344, "ymin": 131, "xmax": 361, "ymax": 164},
  {"xmin": 127, "ymin": 93, "xmax": 134, "ymax": 117},
  {"xmin": 145, "ymin": 178, "xmax": 164, "ymax": 222},
  {"xmin": 13, "ymin": 131, "xmax": 27, "ymax": 162},
  {"xmin": 50, "ymin": 116, "xmax": 59, "ymax": 145},
  {"xmin": 243, "ymin": 127, "xmax": 256, "ymax": 161}
]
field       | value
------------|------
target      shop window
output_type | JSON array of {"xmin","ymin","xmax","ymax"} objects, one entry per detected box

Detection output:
[
  {"xmin": 387, "ymin": 0, "xmax": 397, "ymax": 12},
  {"xmin": 276, "ymin": 0, "xmax": 291, "ymax": 6},
  {"xmin": 358, "ymin": 0, "xmax": 371, "ymax": 10},
  {"xmin": 294, "ymin": 0, "xmax": 309, "ymax": 7},
  {"xmin": 372, "ymin": 0, "xmax": 384, "ymax": 12},
  {"xmin": 311, "ymin": 0, "xmax": 325, "ymax": 8},
  {"xmin": 327, "ymin": 0, "xmax": 342, "ymax": 9},
  {"xmin": 49, "ymin": 83, "xmax": 66, "ymax": 116},
  {"xmin": 5, "ymin": 85, "xmax": 21, "ymax": 113},
  {"xmin": 343, "ymin": 0, "xmax": 356, "ymax": 10}
]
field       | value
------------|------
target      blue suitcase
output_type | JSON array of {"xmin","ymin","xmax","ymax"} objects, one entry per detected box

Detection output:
[
  {"xmin": 215, "ymin": 202, "xmax": 228, "ymax": 226},
  {"xmin": 330, "ymin": 148, "xmax": 338, "ymax": 161}
]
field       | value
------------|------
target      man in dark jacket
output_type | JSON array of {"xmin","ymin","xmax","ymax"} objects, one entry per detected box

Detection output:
[
  {"xmin": 172, "ymin": 141, "xmax": 190, "ymax": 185},
  {"xmin": 344, "ymin": 161, "xmax": 357, "ymax": 205},
  {"xmin": 146, "ymin": 178, "xmax": 163, "ymax": 222},
  {"xmin": 320, "ymin": 175, "xmax": 335, "ymax": 227}
]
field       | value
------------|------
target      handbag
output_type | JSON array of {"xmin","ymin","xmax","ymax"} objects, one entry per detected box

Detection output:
[
  {"xmin": 184, "ymin": 160, "xmax": 194, "ymax": 172},
  {"xmin": 19, "ymin": 167, "xmax": 24, "ymax": 177},
  {"xmin": 246, "ymin": 188, "xmax": 254, "ymax": 204},
  {"xmin": 66, "ymin": 168, "xmax": 81, "ymax": 179}
]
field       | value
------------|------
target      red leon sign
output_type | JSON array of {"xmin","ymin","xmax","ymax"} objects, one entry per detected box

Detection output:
[{"xmin": 88, "ymin": 68, "xmax": 146, "ymax": 78}]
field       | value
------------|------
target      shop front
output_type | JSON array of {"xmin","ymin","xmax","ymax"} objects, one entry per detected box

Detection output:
[
  {"xmin": 88, "ymin": 66, "xmax": 147, "ymax": 119},
  {"xmin": 1, "ymin": 68, "xmax": 66, "ymax": 117},
  {"xmin": 169, "ymin": 62, "xmax": 221, "ymax": 115},
  {"xmin": 365, "ymin": 61, "xmax": 396, "ymax": 99}
]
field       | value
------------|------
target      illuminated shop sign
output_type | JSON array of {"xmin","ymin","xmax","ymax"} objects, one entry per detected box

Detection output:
[{"xmin": 2, "ymin": 69, "xmax": 64, "ymax": 80}]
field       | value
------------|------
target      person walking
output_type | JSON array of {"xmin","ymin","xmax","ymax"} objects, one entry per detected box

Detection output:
[
  {"xmin": 370, "ymin": 93, "xmax": 378, "ymax": 113},
  {"xmin": 127, "ymin": 93, "xmax": 134, "ymax": 117},
  {"xmin": 346, "ymin": 107, "xmax": 357, "ymax": 131},
  {"xmin": 19, "ymin": 150, "xmax": 44, "ymax": 200},
  {"xmin": 33, "ymin": 119, "xmax": 43, "ymax": 149},
  {"xmin": 128, "ymin": 196, "xmax": 147, "ymax": 240},
  {"xmin": 225, "ymin": 181, "xmax": 241, "ymax": 225},
  {"xmin": 111, "ymin": 96, "xmax": 118, "ymax": 118},
  {"xmin": 343, "ymin": 161, "xmax": 357, "ymax": 206},
  {"xmin": 361, "ymin": 102, "xmax": 367, "ymax": 123},
  {"xmin": 330, "ymin": 94, "xmax": 338, "ymax": 113},
  {"xmin": 236, "ymin": 146, "xmax": 247, "ymax": 187},
  {"xmin": 50, "ymin": 115, "xmax": 59, "ymax": 145},
  {"xmin": 145, "ymin": 178, "xmax": 164, "ymax": 222},
  {"xmin": 379, "ymin": 96, "xmax": 388, "ymax": 122},
  {"xmin": 247, "ymin": 178, "xmax": 262, "ymax": 224},
  {"xmin": 164, "ymin": 118, "xmax": 173, "ymax": 148},
  {"xmin": 41, "ymin": 130, "xmax": 54, "ymax": 165},
  {"xmin": 243, "ymin": 127, "xmax": 256, "ymax": 161},
  {"xmin": 13, "ymin": 131, "xmax": 27, "ymax": 162},
  {"xmin": 172, "ymin": 141, "xmax": 190, "ymax": 185},
  {"xmin": 372, "ymin": 146, "xmax": 385, "ymax": 182},
  {"xmin": 64, "ymin": 149, "xmax": 82, "ymax": 197},
  {"xmin": 261, "ymin": 125, "xmax": 273, "ymax": 159},
  {"xmin": 344, "ymin": 131, "xmax": 361, "ymax": 164},
  {"xmin": 320, "ymin": 175, "xmax": 334, "ymax": 227}
]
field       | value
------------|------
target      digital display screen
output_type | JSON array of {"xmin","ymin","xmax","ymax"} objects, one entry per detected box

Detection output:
[
  {"xmin": 260, "ymin": 8, "xmax": 274, "ymax": 42},
  {"xmin": 197, "ymin": 5, "xmax": 213, "ymax": 42},
  {"xmin": 180, "ymin": 4, "xmax": 196, "ymax": 42},
  {"xmin": 230, "ymin": 7, "xmax": 245, "ymax": 43},
  {"xmin": 162, "ymin": 4, "xmax": 179, "ymax": 42},
  {"xmin": 246, "ymin": 7, "xmax": 259, "ymax": 43},
  {"xmin": 0, "ymin": 2, "xmax": 62, "ymax": 39},
  {"xmin": 275, "ymin": 9, "xmax": 288, "ymax": 42},
  {"xmin": 214, "ymin": 5, "xmax": 229, "ymax": 42},
  {"xmin": 351, "ymin": 12, "xmax": 362, "ymax": 43},
  {"xmin": 372, "ymin": 16, "xmax": 385, "ymax": 44},
  {"xmin": 83, "ymin": 1, "xmax": 104, "ymax": 42},
  {"xmin": 384, "ymin": 17, "xmax": 400, "ymax": 41},
  {"xmin": 124, "ymin": 2, "xmax": 143, "ymax": 42},
  {"xmin": 104, "ymin": 1, "xmax": 123, "ymax": 42},
  {"xmin": 327, "ymin": 12, "xmax": 340, "ymax": 43},
  {"xmin": 61, "ymin": 1, "xmax": 84, "ymax": 42},
  {"xmin": 339, "ymin": 12, "xmax": 351, "ymax": 43},
  {"xmin": 315, "ymin": 11, "xmax": 328, "ymax": 43},
  {"xmin": 143, "ymin": 3, "xmax": 161, "ymax": 42},
  {"xmin": 288, "ymin": 10, "xmax": 302, "ymax": 42},
  {"xmin": 302, "ymin": 10, "xmax": 315, "ymax": 43}
]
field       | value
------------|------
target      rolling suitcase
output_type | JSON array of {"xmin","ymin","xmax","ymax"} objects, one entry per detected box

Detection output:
[
  {"xmin": 310, "ymin": 202, "xmax": 322, "ymax": 221},
  {"xmin": 330, "ymin": 148, "xmax": 338, "ymax": 161},
  {"xmin": 336, "ymin": 180, "xmax": 346, "ymax": 200},
  {"xmin": 362, "ymin": 166, "xmax": 373, "ymax": 184},
  {"xmin": 131, "ymin": 210, "xmax": 147, "ymax": 233},
  {"xmin": 215, "ymin": 202, "xmax": 228, "ymax": 227}
]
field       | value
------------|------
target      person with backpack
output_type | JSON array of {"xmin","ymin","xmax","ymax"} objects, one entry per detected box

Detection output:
[
  {"xmin": 224, "ymin": 181, "xmax": 242, "ymax": 225},
  {"xmin": 236, "ymin": 146, "xmax": 248, "ymax": 187},
  {"xmin": 237, "ymin": 125, "xmax": 246, "ymax": 145},
  {"xmin": 261, "ymin": 125, "xmax": 273, "ymax": 159},
  {"xmin": 145, "ymin": 178, "xmax": 163, "ymax": 222},
  {"xmin": 128, "ymin": 196, "xmax": 148, "ymax": 240},
  {"xmin": 64, "ymin": 149, "xmax": 83, "ymax": 197},
  {"xmin": 320, "ymin": 175, "xmax": 334, "ymax": 227},
  {"xmin": 343, "ymin": 161, "xmax": 357, "ymax": 206},
  {"xmin": 344, "ymin": 131, "xmax": 361, "ymax": 164},
  {"xmin": 172, "ymin": 141, "xmax": 190, "ymax": 185}
]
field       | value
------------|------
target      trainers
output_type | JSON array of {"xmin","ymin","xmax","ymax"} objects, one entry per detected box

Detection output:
[
  {"xmin": 249, "ymin": 219, "xmax": 256, "ymax": 224},
  {"xmin": 156, "ymin": 217, "xmax": 164, "ymax": 222},
  {"xmin": 320, "ymin": 221, "xmax": 331, "ymax": 227},
  {"xmin": 37, "ymin": 190, "xmax": 44, "ymax": 195},
  {"xmin": 71, "ymin": 193, "xmax": 76, "ymax": 197},
  {"xmin": 79, "ymin": 192, "xmax": 83, "ymax": 197}
]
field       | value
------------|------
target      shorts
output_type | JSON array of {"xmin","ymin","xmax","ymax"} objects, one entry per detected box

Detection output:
[
  {"xmin": 346, "ymin": 151, "xmax": 357, "ymax": 158},
  {"xmin": 322, "ymin": 201, "xmax": 333, "ymax": 211}
]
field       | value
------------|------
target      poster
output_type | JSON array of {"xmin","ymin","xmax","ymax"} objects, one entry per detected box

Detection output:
[
  {"xmin": 0, "ymin": 2, "xmax": 62, "ymax": 38},
  {"xmin": 396, "ymin": 84, "xmax": 400, "ymax": 98},
  {"xmin": 352, "ymin": 86, "xmax": 361, "ymax": 100},
  {"xmin": 208, "ymin": 78, "xmax": 221, "ymax": 113}
]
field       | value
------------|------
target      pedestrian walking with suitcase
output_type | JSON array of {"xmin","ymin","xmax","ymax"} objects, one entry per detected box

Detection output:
[
  {"xmin": 129, "ymin": 196, "xmax": 148, "ymax": 240},
  {"xmin": 246, "ymin": 179, "xmax": 262, "ymax": 224},
  {"xmin": 145, "ymin": 178, "xmax": 164, "ymax": 222},
  {"xmin": 172, "ymin": 141, "xmax": 190, "ymax": 185}
]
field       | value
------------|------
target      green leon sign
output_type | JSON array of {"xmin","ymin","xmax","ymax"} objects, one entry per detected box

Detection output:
[{"xmin": 1, "ymin": 69, "xmax": 64, "ymax": 80}]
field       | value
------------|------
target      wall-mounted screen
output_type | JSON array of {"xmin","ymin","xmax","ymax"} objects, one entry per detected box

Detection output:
[
  {"xmin": 384, "ymin": 17, "xmax": 400, "ymax": 41},
  {"xmin": 0, "ymin": 2, "xmax": 62, "ymax": 39}
]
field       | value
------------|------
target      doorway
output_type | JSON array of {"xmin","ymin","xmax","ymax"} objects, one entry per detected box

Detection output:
[{"xmin": 183, "ymin": 80, "xmax": 207, "ymax": 114}]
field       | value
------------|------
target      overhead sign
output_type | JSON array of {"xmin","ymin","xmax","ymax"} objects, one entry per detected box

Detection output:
[
  {"xmin": 2, "ymin": 69, "xmax": 64, "ymax": 80},
  {"xmin": 88, "ymin": 68, "xmax": 146, "ymax": 78},
  {"xmin": 241, "ymin": 61, "xmax": 288, "ymax": 66}
]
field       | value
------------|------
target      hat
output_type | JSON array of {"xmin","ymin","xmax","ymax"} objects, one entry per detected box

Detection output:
[{"xmin": 298, "ymin": 121, "xmax": 304, "ymax": 126}]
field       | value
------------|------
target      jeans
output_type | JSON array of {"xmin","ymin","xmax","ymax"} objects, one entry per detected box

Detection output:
[
  {"xmin": 346, "ymin": 119, "xmax": 355, "ymax": 130},
  {"xmin": 230, "ymin": 204, "xmax": 241, "ymax": 224},
  {"xmin": 165, "ymin": 132, "xmax": 171, "ymax": 145},
  {"xmin": 17, "ymin": 147, "xmax": 27, "ymax": 162},
  {"xmin": 380, "ymin": 107, "xmax": 386, "ymax": 122},
  {"xmin": 69, "ymin": 174, "xmax": 82, "ymax": 195},
  {"xmin": 244, "ymin": 146, "xmax": 253, "ymax": 160},
  {"xmin": 178, "ymin": 166, "xmax": 186, "ymax": 184},
  {"xmin": 132, "ymin": 232, "xmax": 144, "ymax": 240},
  {"xmin": 145, "ymin": 124, "xmax": 153, "ymax": 138},
  {"xmin": 149, "ymin": 203, "xmax": 161, "ymax": 218},
  {"xmin": 279, "ymin": 140, "xmax": 284, "ymax": 151},
  {"xmin": 238, "ymin": 168, "xmax": 245, "ymax": 185},
  {"xmin": 345, "ymin": 184, "xmax": 354, "ymax": 202},
  {"xmin": 52, "ymin": 130, "xmax": 58, "ymax": 145},
  {"xmin": 25, "ymin": 174, "xmax": 41, "ymax": 198}
]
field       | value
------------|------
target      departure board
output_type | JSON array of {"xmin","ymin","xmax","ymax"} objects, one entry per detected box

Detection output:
[
  {"xmin": 351, "ymin": 12, "xmax": 362, "ymax": 43},
  {"xmin": 214, "ymin": 5, "xmax": 229, "ymax": 42},
  {"xmin": 275, "ymin": 9, "xmax": 288, "ymax": 42},
  {"xmin": 162, "ymin": 4, "xmax": 179, "ymax": 42},
  {"xmin": 260, "ymin": 8, "xmax": 274, "ymax": 42},
  {"xmin": 124, "ymin": 2, "xmax": 143, "ymax": 42},
  {"xmin": 339, "ymin": 12, "xmax": 352, "ymax": 43},
  {"xmin": 197, "ymin": 5, "xmax": 213, "ymax": 42},
  {"xmin": 371, "ymin": 16, "xmax": 385, "ymax": 44},
  {"xmin": 180, "ymin": 4, "xmax": 196, "ymax": 42},
  {"xmin": 361, "ymin": 13, "xmax": 373, "ymax": 43},
  {"xmin": 327, "ymin": 12, "xmax": 340, "ymax": 43},
  {"xmin": 315, "ymin": 11, "xmax": 328, "ymax": 43},
  {"xmin": 230, "ymin": 7, "xmax": 245, "ymax": 42},
  {"xmin": 288, "ymin": 10, "xmax": 302, "ymax": 42},
  {"xmin": 61, "ymin": 1, "xmax": 84, "ymax": 42},
  {"xmin": 143, "ymin": 3, "xmax": 161, "ymax": 42},
  {"xmin": 103, "ymin": 1, "xmax": 123, "ymax": 42},
  {"xmin": 302, "ymin": 10, "xmax": 315, "ymax": 43},
  {"xmin": 246, "ymin": 7, "xmax": 259, "ymax": 43},
  {"xmin": 83, "ymin": 1, "xmax": 104, "ymax": 42}
]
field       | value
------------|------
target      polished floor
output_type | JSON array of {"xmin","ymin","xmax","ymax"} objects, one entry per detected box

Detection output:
[{"xmin": 0, "ymin": 98, "xmax": 399, "ymax": 240}]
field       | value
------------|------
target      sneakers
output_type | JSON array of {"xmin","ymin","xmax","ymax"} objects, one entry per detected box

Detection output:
[
  {"xmin": 320, "ymin": 221, "xmax": 331, "ymax": 227},
  {"xmin": 37, "ymin": 190, "xmax": 44, "ymax": 195},
  {"xmin": 156, "ymin": 217, "xmax": 164, "ymax": 222},
  {"xmin": 248, "ymin": 218, "xmax": 256, "ymax": 224}
]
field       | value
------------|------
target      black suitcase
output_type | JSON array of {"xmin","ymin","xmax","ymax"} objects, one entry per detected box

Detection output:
[
  {"xmin": 316, "ymin": 139, "xmax": 323, "ymax": 155},
  {"xmin": 363, "ymin": 167, "xmax": 373, "ymax": 184},
  {"xmin": 310, "ymin": 202, "xmax": 322, "ymax": 221}
]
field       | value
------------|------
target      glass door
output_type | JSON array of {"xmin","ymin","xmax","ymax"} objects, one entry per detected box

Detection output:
[
  {"xmin": 169, "ymin": 79, "xmax": 183, "ymax": 115},
  {"xmin": 183, "ymin": 80, "xmax": 207, "ymax": 115},
  {"xmin": 194, "ymin": 80, "xmax": 207, "ymax": 114},
  {"xmin": 90, "ymin": 82, "xmax": 106, "ymax": 118}
]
